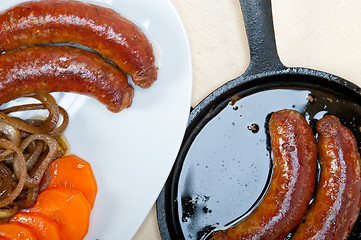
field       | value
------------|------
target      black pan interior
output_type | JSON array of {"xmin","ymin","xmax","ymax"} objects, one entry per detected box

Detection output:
[{"xmin": 157, "ymin": 72, "xmax": 361, "ymax": 240}]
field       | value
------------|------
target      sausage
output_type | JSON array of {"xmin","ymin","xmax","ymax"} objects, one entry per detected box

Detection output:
[
  {"xmin": 0, "ymin": 45, "xmax": 134, "ymax": 113},
  {"xmin": 211, "ymin": 109, "xmax": 317, "ymax": 240},
  {"xmin": 292, "ymin": 115, "xmax": 361, "ymax": 240},
  {"xmin": 0, "ymin": 0, "xmax": 157, "ymax": 88}
]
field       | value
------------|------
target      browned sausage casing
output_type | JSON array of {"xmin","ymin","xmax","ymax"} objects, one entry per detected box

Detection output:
[
  {"xmin": 292, "ymin": 115, "xmax": 361, "ymax": 240},
  {"xmin": 0, "ymin": 45, "xmax": 134, "ymax": 113},
  {"xmin": 211, "ymin": 109, "xmax": 317, "ymax": 240},
  {"xmin": 0, "ymin": 0, "xmax": 157, "ymax": 88}
]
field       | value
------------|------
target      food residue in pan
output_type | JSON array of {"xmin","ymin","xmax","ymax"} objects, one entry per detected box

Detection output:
[{"xmin": 174, "ymin": 87, "xmax": 361, "ymax": 239}]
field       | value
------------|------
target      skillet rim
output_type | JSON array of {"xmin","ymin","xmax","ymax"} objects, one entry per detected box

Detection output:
[{"xmin": 156, "ymin": 67, "xmax": 361, "ymax": 240}]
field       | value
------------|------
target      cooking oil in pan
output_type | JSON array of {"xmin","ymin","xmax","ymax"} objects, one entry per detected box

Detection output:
[{"xmin": 174, "ymin": 87, "xmax": 361, "ymax": 240}]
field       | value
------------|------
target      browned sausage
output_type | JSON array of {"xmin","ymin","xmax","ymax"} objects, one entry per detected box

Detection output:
[
  {"xmin": 292, "ymin": 115, "xmax": 361, "ymax": 240},
  {"xmin": 211, "ymin": 109, "xmax": 317, "ymax": 240},
  {"xmin": 0, "ymin": 45, "xmax": 134, "ymax": 113},
  {"xmin": 0, "ymin": 0, "xmax": 157, "ymax": 88}
]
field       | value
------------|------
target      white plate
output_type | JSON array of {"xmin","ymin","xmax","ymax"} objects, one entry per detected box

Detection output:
[{"xmin": 0, "ymin": 0, "xmax": 192, "ymax": 239}]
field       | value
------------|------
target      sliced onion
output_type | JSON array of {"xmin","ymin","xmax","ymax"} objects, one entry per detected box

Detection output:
[
  {"xmin": 0, "ymin": 112, "xmax": 41, "ymax": 134},
  {"xmin": 18, "ymin": 134, "xmax": 58, "ymax": 188},
  {"xmin": 0, "ymin": 163, "xmax": 15, "ymax": 200},
  {"xmin": 0, "ymin": 139, "xmax": 26, "ymax": 208},
  {"xmin": 0, "ymin": 93, "xmax": 61, "ymax": 134},
  {"xmin": 48, "ymin": 106, "xmax": 69, "ymax": 137},
  {"xmin": 32, "ymin": 94, "xmax": 60, "ymax": 133},
  {"xmin": 0, "ymin": 202, "xmax": 19, "ymax": 222},
  {"xmin": 17, "ymin": 186, "xmax": 39, "ymax": 209},
  {"xmin": 24, "ymin": 141, "xmax": 44, "ymax": 170},
  {"xmin": 0, "ymin": 121, "xmax": 21, "ymax": 160},
  {"xmin": 0, "ymin": 93, "xmax": 69, "ymax": 222}
]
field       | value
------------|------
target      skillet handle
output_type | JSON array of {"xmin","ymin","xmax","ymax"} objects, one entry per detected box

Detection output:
[{"xmin": 239, "ymin": 0, "xmax": 286, "ymax": 75}]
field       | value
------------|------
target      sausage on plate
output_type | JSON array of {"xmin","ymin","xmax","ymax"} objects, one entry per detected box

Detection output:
[
  {"xmin": 211, "ymin": 109, "xmax": 317, "ymax": 240},
  {"xmin": 292, "ymin": 115, "xmax": 361, "ymax": 240},
  {"xmin": 0, "ymin": 45, "xmax": 134, "ymax": 113},
  {"xmin": 0, "ymin": 0, "xmax": 157, "ymax": 88}
]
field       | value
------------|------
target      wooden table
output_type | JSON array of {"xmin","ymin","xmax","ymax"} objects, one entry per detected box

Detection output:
[{"xmin": 133, "ymin": 0, "xmax": 361, "ymax": 239}]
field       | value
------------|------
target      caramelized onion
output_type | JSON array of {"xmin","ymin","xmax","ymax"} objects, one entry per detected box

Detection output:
[
  {"xmin": 0, "ymin": 139, "xmax": 26, "ymax": 208},
  {"xmin": 39, "ymin": 168, "xmax": 51, "ymax": 193},
  {"xmin": 17, "ymin": 186, "xmax": 39, "ymax": 209},
  {"xmin": 24, "ymin": 141, "xmax": 44, "ymax": 170},
  {"xmin": 55, "ymin": 135, "xmax": 69, "ymax": 158},
  {"xmin": 0, "ymin": 93, "xmax": 63, "ymax": 135},
  {"xmin": 31, "ymin": 94, "xmax": 60, "ymax": 133},
  {"xmin": 49, "ymin": 106, "xmax": 69, "ymax": 137},
  {"xmin": 0, "ymin": 202, "xmax": 19, "ymax": 222},
  {"xmin": 0, "ymin": 121, "xmax": 21, "ymax": 160},
  {"xmin": 18, "ymin": 134, "xmax": 58, "ymax": 188},
  {"xmin": 0, "ymin": 112, "xmax": 41, "ymax": 134},
  {"xmin": 0, "ymin": 162, "xmax": 15, "ymax": 200},
  {"xmin": 0, "ymin": 93, "xmax": 68, "ymax": 222}
]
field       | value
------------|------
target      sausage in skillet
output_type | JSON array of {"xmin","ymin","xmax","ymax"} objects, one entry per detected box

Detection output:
[
  {"xmin": 292, "ymin": 115, "xmax": 361, "ymax": 240},
  {"xmin": 211, "ymin": 109, "xmax": 317, "ymax": 240}
]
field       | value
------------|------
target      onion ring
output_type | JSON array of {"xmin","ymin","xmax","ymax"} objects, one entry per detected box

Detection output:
[
  {"xmin": 0, "ymin": 139, "xmax": 27, "ymax": 208},
  {"xmin": 0, "ymin": 121, "xmax": 20, "ymax": 160},
  {"xmin": 0, "ymin": 93, "xmax": 62, "ymax": 135},
  {"xmin": 0, "ymin": 202, "xmax": 19, "ymax": 223},
  {"xmin": 0, "ymin": 93, "xmax": 68, "ymax": 222},
  {"xmin": 17, "ymin": 134, "xmax": 58, "ymax": 188}
]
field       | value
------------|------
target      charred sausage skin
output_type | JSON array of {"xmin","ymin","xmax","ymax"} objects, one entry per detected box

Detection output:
[
  {"xmin": 0, "ymin": 45, "xmax": 134, "ymax": 113},
  {"xmin": 292, "ymin": 115, "xmax": 361, "ymax": 240},
  {"xmin": 211, "ymin": 109, "xmax": 317, "ymax": 240},
  {"xmin": 0, "ymin": 0, "xmax": 157, "ymax": 88}
]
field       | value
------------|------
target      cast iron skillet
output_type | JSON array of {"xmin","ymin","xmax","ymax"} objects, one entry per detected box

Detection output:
[{"xmin": 156, "ymin": 0, "xmax": 361, "ymax": 239}]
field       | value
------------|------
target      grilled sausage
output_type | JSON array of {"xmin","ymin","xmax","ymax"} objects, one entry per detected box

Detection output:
[
  {"xmin": 0, "ymin": 45, "xmax": 134, "ymax": 113},
  {"xmin": 0, "ymin": 0, "xmax": 157, "ymax": 88},
  {"xmin": 211, "ymin": 109, "xmax": 317, "ymax": 240},
  {"xmin": 292, "ymin": 115, "xmax": 361, "ymax": 240}
]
